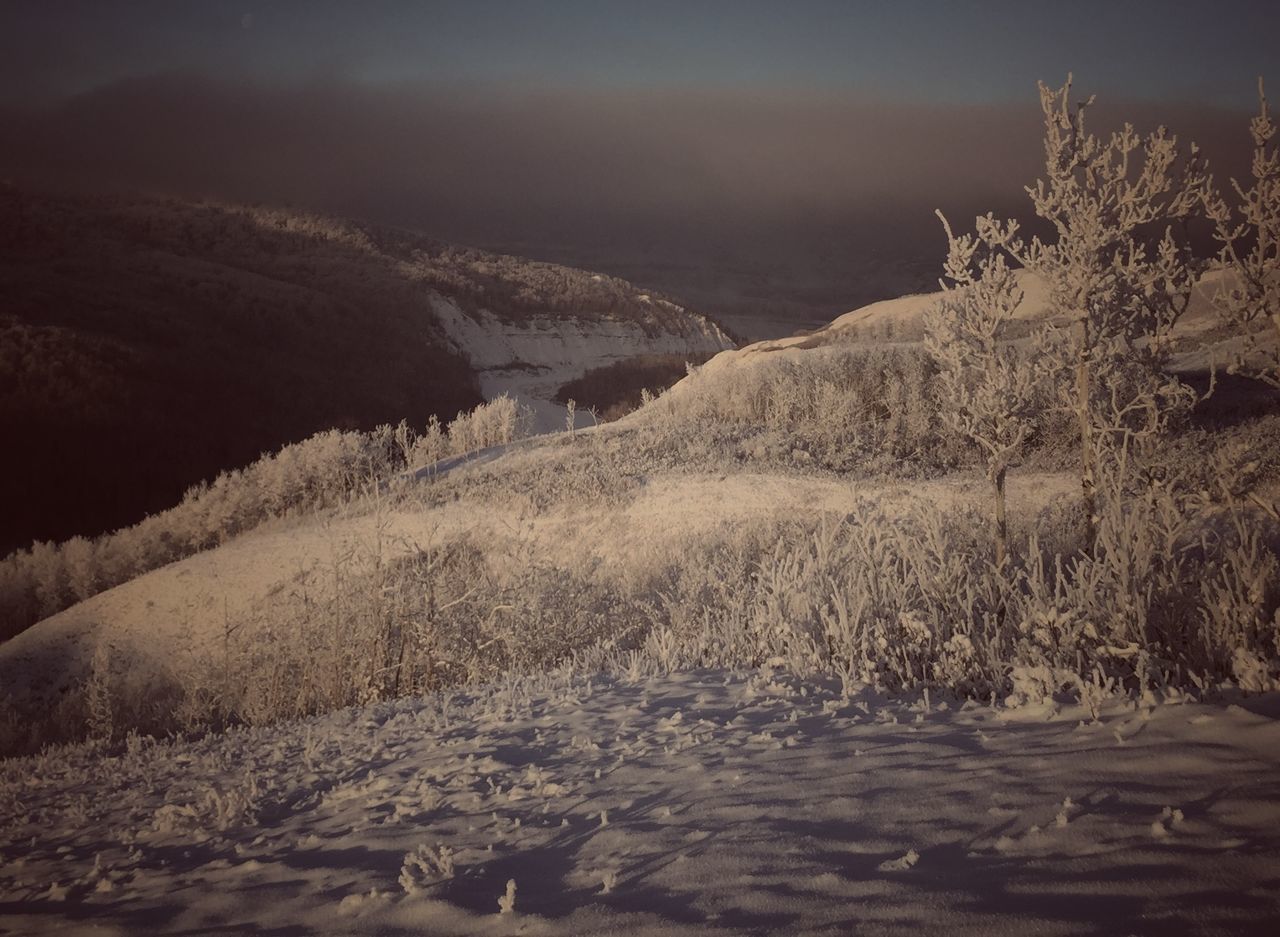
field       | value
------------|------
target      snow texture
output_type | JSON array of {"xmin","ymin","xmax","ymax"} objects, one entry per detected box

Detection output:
[{"xmin": 3, "ymin": 670, "xmax": 1278, "ymax": 935}]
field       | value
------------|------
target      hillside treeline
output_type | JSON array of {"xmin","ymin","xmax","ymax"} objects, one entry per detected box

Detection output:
[
  {"xmin": 0, "ymin": 187, "xmax": 723, "ymax": 552},
  {"xmin": 0, "ymin": 396, "xmax": 532, "ymax": 643}
]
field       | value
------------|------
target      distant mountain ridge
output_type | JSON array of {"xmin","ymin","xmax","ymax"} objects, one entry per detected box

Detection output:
[{"xmin": 0, "ymin": 186, "xmax": 733, "ymax": 551}]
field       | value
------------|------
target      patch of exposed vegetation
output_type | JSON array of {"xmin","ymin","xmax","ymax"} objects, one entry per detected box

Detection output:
[{"xmin": 554, "ymin": 352, "xmax": 715, "ymax": 421}]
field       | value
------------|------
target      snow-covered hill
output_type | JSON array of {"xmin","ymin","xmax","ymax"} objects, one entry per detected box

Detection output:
[
  {"xmin": 692, "ymin": 269, "xmax": 1230, "ymax": 378},
  {"xmin": 3, "ymin": 668, "xmax": 1278, "ymax": 935},
  {"xmin": 0, "ymin": 463, "xmax": 1075, "ymax": 735}
]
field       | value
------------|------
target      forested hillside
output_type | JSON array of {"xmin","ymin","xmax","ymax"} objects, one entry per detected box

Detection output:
[{"xmin": 0, "ymin": 186, "xmax": 723, "ymax": 552}]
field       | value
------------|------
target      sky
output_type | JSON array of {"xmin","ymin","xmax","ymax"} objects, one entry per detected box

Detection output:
[
  {"xmin": 3, "ymin": 0, "xmax": 1277, "ymax": 105},
  {"xmin": 2, "ymin": 1, "xmax": 1277, "ymax": 322}
]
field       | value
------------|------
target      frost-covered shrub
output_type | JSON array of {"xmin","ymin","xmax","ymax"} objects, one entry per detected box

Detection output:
[
  {"xmin": 408, "ymin": 415, "xmax": 447, "ymax": 467},
  {"xmin": 1009, "ymin": 491, "xmax": 1279, "ymax": 695},
  {"xmin": 906, "ymin": 76, "xmax": 1279, "ymax": 698},
  {"xmin": 0, "ymin": 427, "xmax": 382, "ymax": 640},
  {"xmin": 443, "ymin": 393, "xmax": 534, "ymax": 456},
  {"xmin": 415, "ymin": 432, "xmax": 644, "ymax": 515},
  {"xmin": 155, "ymin": 525, "xmax": 649, "ymax": 733},
  {"xmin": 966, "ymin": 75, "xmax": 1210, "ymax": 549},
  {"xmin": 1204, "ymin": 78, "xmax": 1280, "ymax": 390},
  {"xmin": 650, "ymin": 345, "xmax": 964, "ymax": 474},
  {"xmin": 0, "ymin": 696, "xmax": 22, "ymax": 757},
  {"xmin": 0, "ymin": 397, "xmax": 536, "ymax": 644},
  {"xmin": 498, "ymin": 879, "xmax": 517, "ymax": 915},
  {"xmin": 643, "ymin": 502, "xmax": 1004, "ymax": 692},
  {"xmin": 926, "ymin": 213, "xmax": 1066, "ymax": 564},
  {"xmin": 150, "ymin": 774, "xmax": 261, "ymax": 835},
  {"xmin": 10, "ymin": 473, "xmax": 1275, "ymax": 754},
  {"xmin": 84, "ymin": 643, "xmax": 115, "ymax": 743},
  {"xmin": 60, "ymin": 536, "xmax": 100, "ymax": 603},
  {"xmin": 28, "ymin": 540, "xmax": 71, "ymax": 620},
  {"xmin": 400, "ymin": 844, "xmax": 455, "ymax": 894},
  {"xmin": 634, "ymin": 487, "xmax": 1279, "ymax": 698}
]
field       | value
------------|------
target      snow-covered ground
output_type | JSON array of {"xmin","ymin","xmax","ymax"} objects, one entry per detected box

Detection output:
[{"xmin": 3, "ymin": 669, "xmax": 1278, "ymax": 935}]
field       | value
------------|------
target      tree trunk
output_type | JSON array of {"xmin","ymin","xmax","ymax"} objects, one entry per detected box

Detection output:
[
  {"xmin": 1076, "ymin": 316, "xmax": 1097, "ymax": 553},
  {"xmin": 992, "ymin": 465, "xmax": 1008, "ymax": 568},
  {"xmin": 992, "ymin": 465, "xmax": 1010, "ymax": 635}
]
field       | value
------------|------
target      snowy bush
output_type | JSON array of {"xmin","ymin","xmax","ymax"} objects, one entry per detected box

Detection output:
[
  {"xmin": 498, "ymin": 879, "xmax": 517, "ymax": 914},
  {"xmin": 1204, "ymin": 78, "xmax": 1280, "ymax": 390},
  {"xmin": 0, "ymin": 397, "xmax": 535, "ymax": 644},
  {"xmin": 925, "ymin": 213, "xmax": 1065, "ymax": 564},
  {"xmin": 84, "ymin": 643, "xmax": 115, "ymax": 743},
  {"xmin": 408, "ymin": 415, "xmax": 447, "ymax": 467},
  {"xmin": 959, "ymin": 75, "xmax": 1210, "ymax": 550},
  {"xmin": 145, "ymin": 524, "xmax": 648, "ymax": 733},
  {"xmin": 444, "ymin": 394, "xmax": 534, "ymax": 455},
  {"xmin": 623, "ymin": 489, "xmax": 1278, "ymax": 698},
  {"xmin": 6, "ymin": 467, "xmax": 1275, "ymax": 755},
  {"xmin": 649, "ymin": 344, "xmax": 967, "ymax": 475},
  {"xmin": 399, "ymin": 843, "xmax": 455, "ymax": 894},
  {"xmin": 649, "ymin": 501, "xmax": 1006, "ymax": 691}
]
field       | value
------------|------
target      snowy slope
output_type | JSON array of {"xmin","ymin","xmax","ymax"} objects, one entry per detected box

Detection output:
[
  {"xmin": 0, "ymin": 467, "xmax": 1074, "ymax": 719},
  {"xmin": 692, "ymin": 269, "xmax": 1230, "ymax": 379},
  {"xmin": 3, "ymin": 668, "xmax": 1278, "ymax": 935}
]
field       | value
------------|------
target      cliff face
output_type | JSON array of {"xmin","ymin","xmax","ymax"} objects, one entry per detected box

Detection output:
[{"xmin": 431, "ymin": 295, "xmax": 736, "ymax": 429}]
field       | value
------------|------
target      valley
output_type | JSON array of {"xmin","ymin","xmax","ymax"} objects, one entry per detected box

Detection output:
[{"xmin": 0, "ymin": 187, "xmax": 731, "ymax": 551}]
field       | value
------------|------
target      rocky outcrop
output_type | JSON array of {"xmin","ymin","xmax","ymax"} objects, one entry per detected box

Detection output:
[{"xmin": 432, "ymin": 294, "xmax": 736, "ymax": 430}]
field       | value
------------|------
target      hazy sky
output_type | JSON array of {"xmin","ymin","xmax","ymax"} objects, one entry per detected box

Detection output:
[
  {"xmin": 2, "ymin": 1, "xmax": 1275, "ymax": 319},
  {"xmin": 3, "ymin": 0, "xmax": 1277, "ymax": 105}
]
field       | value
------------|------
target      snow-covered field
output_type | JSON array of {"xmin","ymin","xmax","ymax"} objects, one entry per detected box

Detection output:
[{"xmin": 3, "ymin": 669, "xmax": 1278, "ymax": 935}]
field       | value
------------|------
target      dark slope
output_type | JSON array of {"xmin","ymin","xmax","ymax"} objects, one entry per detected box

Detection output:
[
  {"xmin": 0, "ymin": 188, "xmax": 483, "ymax": 551},
  {"xmin": 0, "ymin": 186, "xmax": 736, "ymax": 553}
]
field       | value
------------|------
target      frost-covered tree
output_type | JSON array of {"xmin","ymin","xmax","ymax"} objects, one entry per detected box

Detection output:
[
  {"xmin": 978, "ymin": 76, "xmax": 1210, "ymax": 548},
  {"xmin": 1204, "ymin": 77, "xmax": 1280, "ymax": 389},
  {"xmin": 926, "ymin": 213, "xmax": 1059, "ymax": 566}
]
